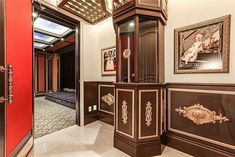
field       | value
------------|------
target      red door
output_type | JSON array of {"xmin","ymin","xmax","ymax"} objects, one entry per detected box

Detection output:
[{"xmin": 2, "ymin": 0, "xmax": 33, "ymax": 156}]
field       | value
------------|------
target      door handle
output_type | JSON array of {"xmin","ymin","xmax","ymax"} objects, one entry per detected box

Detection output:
[{"xmin": 0, "ymin": 64, "xmax": 13, "ymax": 104}]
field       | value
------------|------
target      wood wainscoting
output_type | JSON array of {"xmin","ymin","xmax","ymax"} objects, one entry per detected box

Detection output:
[
  {"xmin": 167, "ymin": 83, "xmax": 235, "ymax": 157},
  {"xmin": 98, "ymin": 82, "xmax": 115, "ymax": 125},
  {"xmin": 114, "ymin": 83, "xmax": 166, "ymax": 157},
  {"xmin": 84, "ymin": 81, "xmax": 115, "ymax": 125}
]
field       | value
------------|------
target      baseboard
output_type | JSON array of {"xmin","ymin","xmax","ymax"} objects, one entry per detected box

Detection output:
[
  {"xmin": 98, "ymin": 111, "xmax": 114, "ymax": 126},
  {"xmin": 84, "ymin": 114, "xmax": 99, "ymax": 125},
  {"xmin": 16, "ymin": 137, "xmax": 33, "ymax": 157},
  {"xmin": 9, "ymin": 131, "xmax": 33, "ymax": 157},
  {"xmin": 167, "ymin": 134, "xmax": 235, "ymax": 157},
  {"xmin": 114, "ymin": 134, "xmax": 162, "ymax": 157}
]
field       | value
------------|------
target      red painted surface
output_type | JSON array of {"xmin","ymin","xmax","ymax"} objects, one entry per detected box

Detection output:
[
  {"xmin": 34, "ymin": 55, "xmax": 37, "ymax": 92},
  {"xmin": 53, "ymin": 53, "xmax": 58, "ymax": 91},
  {"xmin": 5, "ymin": 0, "xmax": 32, "ymax": 156},
  {"xmin": 38, "ymin": 55, "xmax": 45, "ymax": 92}
]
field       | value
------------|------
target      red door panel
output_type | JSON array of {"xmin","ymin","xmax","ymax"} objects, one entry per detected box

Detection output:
[
  {"xmin": 38, "ymin": 55, "xmax": 45, "ymax": 92},
  {"xmin": 5, "ymin": 0, "xmax": 32, "ymax": 156}
]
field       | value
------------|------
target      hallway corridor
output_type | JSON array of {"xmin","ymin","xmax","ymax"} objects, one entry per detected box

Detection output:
[{"xmin": 34, "ymin": 97, "xmax": 76, "ymax": 138}]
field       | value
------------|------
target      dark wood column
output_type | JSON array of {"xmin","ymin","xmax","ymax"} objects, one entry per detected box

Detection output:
[
  {"xmin": 0, "ymin": 0, "xmax": 5, "ymax": 156},
  {"xmin": 113, "ymin": 0, "xmax": 168, "ymax": 156}
]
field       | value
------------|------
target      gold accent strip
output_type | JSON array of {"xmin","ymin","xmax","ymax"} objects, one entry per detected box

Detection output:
[{"xmin": 168, "ymin": 88, "xmax": 235, "ymax": 150}]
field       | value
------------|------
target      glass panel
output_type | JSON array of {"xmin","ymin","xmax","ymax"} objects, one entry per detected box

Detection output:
[
  {"xmin": 34, "ymin": 32, "xmax": 56, "ymax": 43},
  {"xmin": 34, "ymin": 17, "xmax": 72, "ymax": 36},
  {"xmin": 34, "ymin": 42, "xmax": 47, "ymax": 48},
  {"xmin": 118, "ymin": 19, "xmax": 135, "ymax": 83},
  {"xmin": 138, "ymin": 18, "xmax": 158, "ymax": 83}
]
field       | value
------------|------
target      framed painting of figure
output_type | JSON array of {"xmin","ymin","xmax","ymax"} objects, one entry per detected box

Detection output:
[
  {"xmin": 174, "ymin": 15, "xmax": 231, "ymax": 74},
  {"xmin": 101, "ymin": 47, "xmax": 116, "ymax": 76}
]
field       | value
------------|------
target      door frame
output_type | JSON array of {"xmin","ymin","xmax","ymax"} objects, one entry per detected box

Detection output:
[
  {"xmin": 0, "ymin": 0, "xmax": 5, "ymax": 156},
  {"xmin": 33, "ymin": 2, "xmax": 81, "ymax": 126}
]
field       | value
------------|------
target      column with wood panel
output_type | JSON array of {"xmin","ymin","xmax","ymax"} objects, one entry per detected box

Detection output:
[{"xmin": 113, "ymin": 0, "xmax": 168, "ymax": 156}]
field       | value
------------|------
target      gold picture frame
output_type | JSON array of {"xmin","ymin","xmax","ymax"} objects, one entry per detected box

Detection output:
[
  {"xmin": 174, "ymin": 15, "xmax": 231, "ymax": 74},
  {"xmin": 101, "ymin": 46, "xmax": 116, "ymax": 76}
]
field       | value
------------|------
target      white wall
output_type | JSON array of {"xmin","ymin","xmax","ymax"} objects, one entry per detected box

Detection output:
[
  {"xmin": 81, "ymin": 23, "xmax": 100, "ymax": 81},
  {"xmin": 81, "ymin": 17, "xmax": 116, "ymax": 82},
  {"xmin": 165, "ymin": 0, "xmax": 235, "ymax": 83},
  {"xmin": 97, "ymin": 17, "xmax": 116, "ymax": 82}
]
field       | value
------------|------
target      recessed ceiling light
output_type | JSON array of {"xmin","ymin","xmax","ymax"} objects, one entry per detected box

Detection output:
[
  {"xmin": 61, "ymin": 38, "xmax": 64, "ymax": 41},
  {"xmin": 32, "ymin": 12, "xmax": 38, "ymax": 18}
]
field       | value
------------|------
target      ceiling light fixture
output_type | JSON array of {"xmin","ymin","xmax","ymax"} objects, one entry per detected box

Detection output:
[{"xmin": 32, "ymin": 12, "xmax": 38, "ymax": 18}]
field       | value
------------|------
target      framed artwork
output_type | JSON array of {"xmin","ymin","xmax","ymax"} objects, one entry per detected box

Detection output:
[
  {"xmin": 174, "ymin": 15, "xmax": 231, "ymax": 74},
  {"xmin": 101, "ymin": 46, "xmax": 116, "ymax": 76}
]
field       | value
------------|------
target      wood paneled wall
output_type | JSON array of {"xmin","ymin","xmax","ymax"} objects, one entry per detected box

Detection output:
[
  {"xmin": 84, "ymin": 81, "xmax": 115, "ymax": 125},
  {"xmin": 167, "ymin": 83, "xmax": 235, "ymax": 157},
  {"xmin": 34, "ymin": 52, "xmax": 58, "ymax": 96}
]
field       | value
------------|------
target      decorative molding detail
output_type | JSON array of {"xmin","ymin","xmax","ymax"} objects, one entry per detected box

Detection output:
[
  {"xmin": 114, "ymin": 0, "xmax": 132, "ymax": 10},
  {"xmin": 168, "ymin": 88, "xmax": 235, "ymax": 150},
  {"xmin": 139, "ymin": 90, "xmax": 158, "ymax": 139},
  {"xmin": 175, "ymin": 103, "xmax": 229, "ymax": 125},
  {"xmin": 122, "ymin": 100, "xmax": 128, "ymax": 124},
  {"xmin": 116, "ymin": 89, "xmax": 135, "ymax": 138},
  {"xmin": 101, "ymin": 93, "xmax": 115, "ymax": 106},
  {"xmin": 145, "ymin": 101, "xmax": 152, "ymax": 126}
]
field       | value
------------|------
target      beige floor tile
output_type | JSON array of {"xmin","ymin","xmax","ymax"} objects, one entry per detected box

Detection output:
[{"xmin": 28, "ymin": 121, "xmax": 192, "ymax": 157}]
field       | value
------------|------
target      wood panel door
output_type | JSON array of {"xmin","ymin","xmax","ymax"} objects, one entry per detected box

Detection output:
[{"xmin": 0, "ymin": 0, "xmax": 33, "ymax": 156}]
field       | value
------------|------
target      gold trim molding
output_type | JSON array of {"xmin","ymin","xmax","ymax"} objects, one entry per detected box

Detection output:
[
  {"xmin": 101, "ymin": 93, "xmax": 115, "ymax": 106},
  {"xmin": 175, "ymin": 103, "xmax": 229, "ymax": 125},
  {"xmin": 122, "ymin": 100, "xmax": 128, "ymax": 124},
  {"xmin": 145, "ymin": 101, "xmax": 152, "ymax": 126}
]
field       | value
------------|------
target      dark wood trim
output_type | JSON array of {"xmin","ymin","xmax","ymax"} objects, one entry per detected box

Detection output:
[
  {"xmin": 75, "ymin": 25, "xmax": 80, "ymax": 126},
  {"xmin": 167, "ymin": 82, "xmax": 235, "ymax": 88},
  {"xmin": 114, "ymin": 133, "xmax": 162, "ymax": 157},
  {"xmin": 8, "ymin": 131, "xmax": 32, "ymax": 157},
  {"xmin": 84, "ymin": 81, "xmax": 99, "ymax": 125},
  {"xmin": 98, "ymin": 111, "xmax": 114, "ymax": 126},
  {"xmin": 0, "ymin": 0, "xmax": 5, "ymax": 156},
  {"xmin": 167, "ymin": 134, "xmax": 235, "ymax": 157},
  {"xmin": 33, "ymin": 2, "xmax": 77, "ymax": 28}
]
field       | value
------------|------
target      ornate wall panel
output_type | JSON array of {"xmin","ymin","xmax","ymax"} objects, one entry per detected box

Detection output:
[
  {"xmin": 99, "ymin": 85, "xmax": 115, "ymax": 114},
  {"xmin": 138, "ymin": 90, "xmax": 158, "ymax": 139},
  {"xmin": 167, "ymin": 84, "xmax": 235, "ymax": 157},
  {"xmin": 116, "ymin": 89, "xmax": 135, "ymax": 138}
]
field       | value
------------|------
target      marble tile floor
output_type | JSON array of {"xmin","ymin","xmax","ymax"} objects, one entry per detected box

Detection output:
[{"xmin": 28, "ymin": 121, "xmax": 192, "ymax": 157}]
